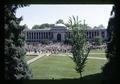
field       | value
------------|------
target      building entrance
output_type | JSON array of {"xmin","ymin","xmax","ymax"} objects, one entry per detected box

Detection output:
[{"xmin": 57, "ymin": 33, "xmax": 61, "ymax": 42}]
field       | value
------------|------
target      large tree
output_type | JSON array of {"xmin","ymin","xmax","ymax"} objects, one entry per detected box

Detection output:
[
  {"xmin": 68, "ymin": 16, "xmax": 90, "ymax": 78},
  {"xmin": 4, "ymin": 4, "xmax": 32, "ymax": 79},
  {"xmin": 56, "ymin": 19, "xmax": 64, "ymax": 24},
  {"xmin": 102, "ymin": 4, "xmax": 120, "ymax": 81},
  {"xmin": 32, "ymin": 23, "xmax": 54, "ymax": 29},
  {"xmin": 32, "ymin": 24, "xmax": 40, "ymax": 29}
]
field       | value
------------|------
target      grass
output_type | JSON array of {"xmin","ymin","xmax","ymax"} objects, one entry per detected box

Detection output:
[
  {"xmin": 82, "ymin": 59, "xmax": 106, "ymax": 76},
  {"xmin": 29, "ymin": 54, "xmax": 107, "ymax": 79},
  {"xmin": 25, "ymin": 49, "xmax": 107, "ymax": 79},
  {"xmin": 25, "ymin": 49, "xmax": 106, "ymax": 61},
  {"xmin": 29, "ymin": 55, "xmax": 80, "ymax": 79}
]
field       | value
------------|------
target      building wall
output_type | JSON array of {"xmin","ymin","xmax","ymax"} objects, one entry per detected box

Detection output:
[{"xmin": 24, "ymin": 26, "xmax": 107, "ymax": 43}]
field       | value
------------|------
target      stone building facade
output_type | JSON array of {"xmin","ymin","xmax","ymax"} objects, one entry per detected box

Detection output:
[{"xmin": 24, "ymin": 24, "xmax": 107, "ymax": 43}]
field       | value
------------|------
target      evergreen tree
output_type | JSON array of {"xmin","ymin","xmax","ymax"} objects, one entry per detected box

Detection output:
[
  {"xmin": 4, "ymin": 4, "xmax": 32, "ymax": 79},
  {"xmin": 102, "ymin": 4, "xmax": 120, "ymax": 81},
  {"xmin": 68, "ymin": 16, "xmax": 90, "ymax": 78}
]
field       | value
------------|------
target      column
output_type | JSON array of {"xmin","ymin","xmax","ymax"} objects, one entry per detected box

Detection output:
[
  {"xmin": 29, "ymin": 32, "xmax": 31, "ymax": 42},
  {"xmin": 37, "ymin": 32, "xmax": 39, "ymax": 42},
  {"xmin": 91, "ymin": 31, "xmax": 93, "ymax": 39},
  {"xmin": 44, "ymin": 32, "xmax": 45, "ymax": 39},
  {"xmin": 50, "ymin": 32, "xmax": 51, "ymax": 39},
  {"xmin": 48, "ymin": 32, "xmax": 50, "ymax": 40},
  {"xmin": 36, "ymin": 32, "xmax": 38, "ymax": 41},
  {"xmin": 34, "ymin": 32, "xmax": 35, "ymax": 42},
  {"xmin": 28, "ymin": 32, "xmax": 30, "ymax": 41},
  {"xmin": 89, "ymin": 31, "xmax": 91, "ymax": 40},
  {"xmin": 45, "ymin": 32, "xmax": 47, "ymax": 39},
  {"xmin": 93, "ymin": 31, "xmax": 95, "ymax": 38},
  {"xmin": 31, "ymin": 32, "xmax": 33, "ymax": 42},
  {"xmin": 40, "ymin": 32, "xmax": 41, "ymax": 39},
  {"xmin": 43, "ymin": 32, "xmax": 45, "ymax": 39},
  {"xmin": 42, "ymin": 32, "xmax": 44, "ymax": 39},
  {"xmin": 42, "ymin": 32, "xmax": 43, "ymax": 39},
  {"xmin": 44, "ymin": 32, "xmax": 46, "ymax": 39},
  {"xmin": 39, "ymin": 32, "xmax": 40, "ymax": 40}
]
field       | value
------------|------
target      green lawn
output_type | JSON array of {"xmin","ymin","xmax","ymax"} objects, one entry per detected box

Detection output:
[
  {"xmin": 29, "ymin": 54, "xmax": 107, "ymax": 79},
  {"xmin": 82, "ymin": 59, "xmax": 106, "ymax": 76}
]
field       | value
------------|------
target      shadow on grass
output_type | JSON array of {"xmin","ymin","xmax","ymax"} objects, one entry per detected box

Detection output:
[
  {"xmin": 57, "ymin": 73, "xmax": 103, "ymax": 84},
  {"xmin": 23, "ymin": 73, "xmax": 105, "ymax": 84}
]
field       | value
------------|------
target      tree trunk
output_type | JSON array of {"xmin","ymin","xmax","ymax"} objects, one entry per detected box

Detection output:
[{"xmin": 80, "ymin": 72, "xmax": 82, "ymax": 78}]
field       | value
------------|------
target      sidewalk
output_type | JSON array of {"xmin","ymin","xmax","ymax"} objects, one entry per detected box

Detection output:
[
  {"xmin": 68, "ymin": 54, "xmax": 106, "ymax": 60},
  {"xmin": 27, "ymin": 53, "xmax": 51, "ymax": 65},
  {"xmin": 27, "ymin": 52, "xmax": 107, "ymax": 65}
]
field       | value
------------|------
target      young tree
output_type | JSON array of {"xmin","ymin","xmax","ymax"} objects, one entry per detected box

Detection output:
[
  {"xmin": 94, "ymin": 36, "xmax": 103, "ymax": 45},
  {"xmin": 68, "ymin": 16, "xmax": 90, "ymax": 78},
  {"xmin": 4, "ymin": 4, "xmax": 32, "ymax": 79}
]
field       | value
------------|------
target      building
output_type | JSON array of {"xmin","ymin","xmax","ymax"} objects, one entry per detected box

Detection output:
[{"xmin": 24, "ymin": 24, "xmax": 107, "ymax": 43}]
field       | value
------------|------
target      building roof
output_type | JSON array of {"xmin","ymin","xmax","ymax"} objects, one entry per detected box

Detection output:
[
  {"xmin": 54, "ymin": 23, "xmax": 66, "ymax": 27},
  {"xmin": 26, "ymin": 28, "xmax": 51, "ymax": 32}
]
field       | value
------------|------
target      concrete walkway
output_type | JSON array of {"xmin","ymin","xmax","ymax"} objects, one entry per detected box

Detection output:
[
  {"xmin": 66, "ymin": 53, "xmax": 107, "ymax": 60},
  {"xmin": 87, "ymin": 56, "xmax": 106, "ymax": 60},
  {"xmin": 27, "ymin": 53, "xmax": 107, "ymax": 65},
  {"xmin": 89, "ymin": 53, "xmax": 105, "ymax": 54},
  {"xmin": 27, "ymin": 53, "xmax": 51, "ymax": 65},
  {"xmin": 68, "ymin": 54, "xmax": 107, "ymax": 60},
  {"xmin": 51, "ymin": 53, "xmax": 107, "ymax": 60}
]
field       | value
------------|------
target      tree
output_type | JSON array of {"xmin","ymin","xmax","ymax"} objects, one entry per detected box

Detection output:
[
  {"xmin": 64, "ymin": 38, "xmax": 72, "ymax": 45},
  {"xmin": 39, "ymin": 23, "xmax": 50, "ymax": 29},
  {"xmin": 98, "ymin": 24, "xmax": 105, "ymax": 29},
  {"xmin": 66, "ymin": 19, "xmax": 91, "ymax": 29},
  {"xmin": 56, "ymin": 19, "xmax": 64, "ymax": 24},
  {"xmin": 64, "ymin": 23, "xmax": 70, "ymax": 27},
  {"xmin": 94, "ymin": 36, "xmax": 103, "ymax": 45},
  {"xmin": 32, "ymin": 25, "xmax": 40, "ymax": 29},
  {"xmin": 93, "ymin": 24, "xmax": 105, "ymax": 29},
  {"xmin": 4, "ymin": 4, "xmax": 32, "ymax": 79},
  {"xmin": 68, "ymin": 16, "xmax": 90, "ymax": 78},
  {"xmin": 32, "ymin": 23, "xmax": 54, "ymax": 29},
  {"xmin": 102, "ymin": 4, "xmax": 120, "ymax": 81}
]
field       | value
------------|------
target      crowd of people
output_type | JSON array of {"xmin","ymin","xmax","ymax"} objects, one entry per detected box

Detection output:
[
  {"xmin": 24, "ymin": 42, "xmax": 72, "ymax": 54},
  {"xmin": 24, "ymin": 42, "xmax": 107, "ymax": 54}
]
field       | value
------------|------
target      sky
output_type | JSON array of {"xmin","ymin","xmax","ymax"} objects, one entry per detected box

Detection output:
[{"xmin": 16, "ymin": 4, "xmax": 113, "ymax": 29}]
